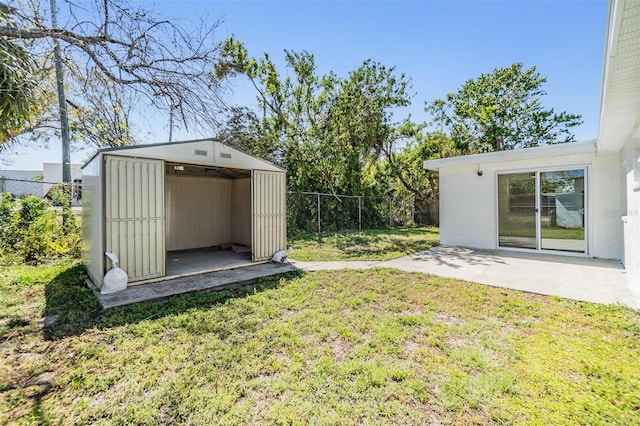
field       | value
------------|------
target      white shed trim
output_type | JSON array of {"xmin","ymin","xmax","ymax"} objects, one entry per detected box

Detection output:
[{"xmin": 84, "ymin": 139, "xmax": 285, "ymax": 172}]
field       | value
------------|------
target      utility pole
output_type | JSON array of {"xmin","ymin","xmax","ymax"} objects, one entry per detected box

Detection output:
[
  {"xmin": 50, "ymin": 0, "xmax": 71, "ymax": 185},
  {"xmin": 50, "ymin": 0, "xmax": 72, "ymax": 229},
  {"xmin": 168, "ymin": 104, "xmax": 174, "ymax": 142}
]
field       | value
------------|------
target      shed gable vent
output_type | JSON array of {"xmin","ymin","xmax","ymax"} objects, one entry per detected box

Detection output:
[
  {"xmin": 220, "ymin": 152, "xmax": 232, "ymax": 159},
  {"xmin": 194, "ymin": 149, "xmax": 208, "ymax": 156}
]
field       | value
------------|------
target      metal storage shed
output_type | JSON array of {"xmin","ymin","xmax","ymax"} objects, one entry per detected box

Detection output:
[{"xmin": 82, "ymin": 139, "xmax": 287, "ymax": 290}]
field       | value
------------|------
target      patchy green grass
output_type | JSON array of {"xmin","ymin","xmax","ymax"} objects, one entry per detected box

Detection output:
[
  {"xmin": 2, "ymin": 260, "xmax": 640, "ymax": 425},
  {"xmin": 289, "ymin": 227, "xmax": 440, "ymax": 261},
  {"xmin": 0, "ymin": 262, "xmax": 640, "ymax": 425}
]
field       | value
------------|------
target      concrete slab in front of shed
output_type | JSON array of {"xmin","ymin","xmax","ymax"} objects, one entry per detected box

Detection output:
[{"xmin": 96, "ymin": 263, "xmax": 293, "ymax": 309}]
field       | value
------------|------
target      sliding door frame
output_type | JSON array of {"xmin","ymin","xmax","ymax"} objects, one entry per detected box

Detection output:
[{"xmin": 495, "ymin": 165, "xmax": 590, "ymax": 257}]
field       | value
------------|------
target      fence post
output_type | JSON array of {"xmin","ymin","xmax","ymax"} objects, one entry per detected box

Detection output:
[
  {"xmin": 317, "ymin": 192, "xmax": 321, "ymax": 235},
  {"xmin": 358, "ymin": 196, "xmax": 362, "ymax": 230}
]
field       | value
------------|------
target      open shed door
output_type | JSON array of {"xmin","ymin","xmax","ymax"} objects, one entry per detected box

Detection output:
[
  {"xmin": 252, "ymin": 170, "xmax": 287, "ymax": 261},
  {"xmin": 105, "ymin": 156, "xmax": 165, "ymax": 282}
]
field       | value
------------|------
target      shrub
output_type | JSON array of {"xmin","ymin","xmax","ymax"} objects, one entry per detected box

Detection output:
[{"xmin": 0, "ymin": 191, "xmax": 80, "ymax": 264}]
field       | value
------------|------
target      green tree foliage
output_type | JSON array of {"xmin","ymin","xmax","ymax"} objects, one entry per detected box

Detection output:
[
  {"xmin": 0, "ymin": 4, "xmax": 36, "ymax": 147},
  {"xmin": 217, "ymin": 38, "xmax": 414, "ymax": 193},
  {"xmin": 426, "ymin": 63, "xmax": 582, "ymax": 153},
  {"xmin": 374, "ymin": 132, "xmax": 459, "ymax": 225},
  {"xmin": 2, "ymin": 60, "xmax": 137, "ymax": 155},
  {"xmin": 326, "ymin": 60, "xmax": 413, "ymax": 195},
  {"xmin": 217, "ymin": 40, "xmax": 336, "ymax": 192},
  {"xmin": 217, "ymin": 106, "xmax": 278, "ymax": 162},
  {"xmin": 0, "ymin": 189, "xmax": 80, "ymax": 264}
]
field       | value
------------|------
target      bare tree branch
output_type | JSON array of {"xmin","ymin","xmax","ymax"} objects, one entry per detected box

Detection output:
[{"xmin": 0, "ymin": 0, "xmax": 228, "ymax": 146}]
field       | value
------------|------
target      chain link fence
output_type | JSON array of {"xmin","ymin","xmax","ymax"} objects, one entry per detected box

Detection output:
[
  {"xmin": 1, "ymin": 177, "xmax": 438, "ymax": 235},
  {"xmin": 0, "ymin": 177, "xmax": 83, "ymax": 209},
  {"xmin": 287, "ymin": 191, "xmax": 438, "ymax": 234}
]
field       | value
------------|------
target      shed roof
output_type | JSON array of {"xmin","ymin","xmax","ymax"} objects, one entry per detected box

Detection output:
[
  {"xmin": 83, "ymin": 138, "xmax": 284, "ymax": 173},
  {"xmin": 423, "ymin": 139, "xmax": 597, "ymax": 171},
  {"xmin": 597, "ymin": 0, "xmax": 640, "ymax": 153}
]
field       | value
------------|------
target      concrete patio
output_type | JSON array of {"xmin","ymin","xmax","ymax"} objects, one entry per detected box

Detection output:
[
  {"xmin": 291, "ymin": 246, "xmax": 639, "ymax": 309},
  {"xmin": 96, "ymin": 246, "xmax": 638, "ymax": 310}
]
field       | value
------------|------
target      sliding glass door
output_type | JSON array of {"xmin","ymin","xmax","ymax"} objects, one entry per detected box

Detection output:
[
  {"xmin": 498, "ymin": 168, "xmax": 586, "ymax": 253},
  {"xmin": 540, "ymin": 170, "xmax": 585, "ymax": 252},
  {"xmin": 498, "ymin": 172, "xmax": 537, "ymax": 249}
]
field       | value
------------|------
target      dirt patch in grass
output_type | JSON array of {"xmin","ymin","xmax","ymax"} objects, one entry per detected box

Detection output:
[
  {"xmin": 331, "ymin": 339, "xmax": 351, "ymax": 362},
  {"xmin": 2, "ymin": 262, "xmax": 640, "ymax": 425}
]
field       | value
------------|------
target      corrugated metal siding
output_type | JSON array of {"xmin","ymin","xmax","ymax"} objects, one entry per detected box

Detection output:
[
  {"xmin": 165, "ymin": 175, "xmax": 232, "ymax": 251},
  {"xmin": 105, "ymin": 156, "xmax": 165, "ymax": 282},
  {"xmin": 231, "ymin": 178, "xmax": 251, "ymax": 246},
  {"xmin": 252, "ymin": 170, "xmax": 287, "ymax": 261}
]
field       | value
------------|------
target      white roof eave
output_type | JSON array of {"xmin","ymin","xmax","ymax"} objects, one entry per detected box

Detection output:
[
  {"xmin": 423, "ymin": 139, "xmax": 598, "ymax": 171},
  {"xmin": 596, "ymin": 0, "xmax": 640, "ymax": 153}
]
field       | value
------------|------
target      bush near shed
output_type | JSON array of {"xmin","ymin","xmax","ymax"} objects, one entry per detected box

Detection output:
[{"xmin": 0, "ymin": 188, "xmax": 80, "ymax": 264}]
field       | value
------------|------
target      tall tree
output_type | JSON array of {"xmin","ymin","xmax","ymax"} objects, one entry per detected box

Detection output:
[
  {"xmin": 0, "ymin": 0, "xmax": 226, "ymax": 154},
  {"xmin": 216, "ymin": 38, "xmax": 415, "ymax": 198},
  {"xmin": 426, "ymin": 63, "xmax": 582, "ymax": 153},
  {"xmin": 217, "ymin": 40, "xmax": 335, "ymax": 184},
  {"xmin": 325, "ymin": 60, "xmax": 413, "ymax": 195},
  {"xmin": 378, "ymin": 131, "xmax": 459, "ymax": 225},
  {"xmin": 216, "ymin": 106, "xmax": 274, "ymax": 161}
]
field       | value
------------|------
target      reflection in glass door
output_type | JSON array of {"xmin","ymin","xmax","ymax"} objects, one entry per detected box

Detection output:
[
  {"xmin": 498, "ymin": 169, "xmax": 586, "ymax": 253},
  {"xmin": 540, "ymin": 170, "xmax": 585, "ymax": 253},
  {"xmin": 498, "ymin": 172, "xmax": 537, "ymax": 249}
]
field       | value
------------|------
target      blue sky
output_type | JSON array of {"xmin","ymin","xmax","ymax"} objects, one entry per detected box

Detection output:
[{"xmin": 5, "ymin": 0, "xmax": 608, "ymax": 170}]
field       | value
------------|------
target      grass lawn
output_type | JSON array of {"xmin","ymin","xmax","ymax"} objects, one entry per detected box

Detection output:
[
  {"xmin": 288, "ymin": 227, "xmax": 440, "ymax": 261},
  {"xmin": 2, "ymin": 260, "xmax": 640, "ymax": 425}
]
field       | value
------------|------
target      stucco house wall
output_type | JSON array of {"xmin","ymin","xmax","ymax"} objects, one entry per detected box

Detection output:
[{"xmin": 437, "ymin": 148, "xmax": 623, "ymax": 260}]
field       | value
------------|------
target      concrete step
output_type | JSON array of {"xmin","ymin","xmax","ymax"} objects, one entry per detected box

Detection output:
[{"xmin": 95, "ymin": 263, "xmax": 294, "ymax": 309}]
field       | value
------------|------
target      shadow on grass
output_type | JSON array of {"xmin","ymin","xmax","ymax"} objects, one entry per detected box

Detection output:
[{"xmin": 43, "ymin": 264, "xmax": 303, "ymax": 341}]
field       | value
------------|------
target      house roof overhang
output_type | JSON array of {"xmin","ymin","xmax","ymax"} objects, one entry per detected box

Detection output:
[
  {"xmin": 423, "ymin": 139, "xmax": 597, "ymax": 171},
  {"xmin": 597, "ymin": 0, "xmax": 640, "ymax": 154}
]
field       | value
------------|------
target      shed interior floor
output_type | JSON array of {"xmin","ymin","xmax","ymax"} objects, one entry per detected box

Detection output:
[{"xmin": 166, "ymin": 248, "xmax": 254, "ymax": 276}]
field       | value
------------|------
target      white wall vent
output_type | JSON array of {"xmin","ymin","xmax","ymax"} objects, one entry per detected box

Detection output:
[
  {"xmin": 194, "ymin": 149, "xmax": 208, "ymax": 156},
  {"xmin": 220, "ymin": 152, "xmax": 232, "ymax": 159}
]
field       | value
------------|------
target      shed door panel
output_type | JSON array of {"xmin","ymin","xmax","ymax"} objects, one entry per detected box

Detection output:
[
  {"xmin": 105, "ymin": 156, "xmax": 165, "ymax": 282},
  {"xmin": 252, "ymin": 171, "xmax": 286, "ymax": 261}
]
